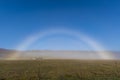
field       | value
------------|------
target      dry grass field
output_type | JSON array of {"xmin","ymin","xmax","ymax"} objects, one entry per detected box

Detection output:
[{"xmin": 0, "ymin": 60, "xmax": 120, "ymax": 80}]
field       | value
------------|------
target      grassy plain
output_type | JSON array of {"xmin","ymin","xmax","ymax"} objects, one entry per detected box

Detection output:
[{"xmin": 0, "ymin": 60, "xmax": 120, "ymax": 80}]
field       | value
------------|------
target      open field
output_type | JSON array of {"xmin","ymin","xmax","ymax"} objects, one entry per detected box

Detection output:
[{"xmin": 0, "ymin": 60, "xmax": 120, "ymax": 80}]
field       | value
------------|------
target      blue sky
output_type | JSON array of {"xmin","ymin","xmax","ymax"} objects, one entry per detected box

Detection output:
[{"xmin": 0, "ymin": 0, "xmax": 120, "ymax": 51}]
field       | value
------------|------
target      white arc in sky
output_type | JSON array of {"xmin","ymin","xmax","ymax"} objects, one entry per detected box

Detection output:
[{"xmin": 7, "ymin": 28, "xmax": 114, "ymax": 59}]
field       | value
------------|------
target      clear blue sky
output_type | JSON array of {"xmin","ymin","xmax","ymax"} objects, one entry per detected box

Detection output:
[{"xmin": 0, "ymin": 0, "xmax": 120, "ymax": 51}]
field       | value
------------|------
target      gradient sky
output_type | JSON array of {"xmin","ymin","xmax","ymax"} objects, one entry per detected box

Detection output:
[{"xmin": 0, "ymin": 0, "xmax": 120, "ymax": 51}]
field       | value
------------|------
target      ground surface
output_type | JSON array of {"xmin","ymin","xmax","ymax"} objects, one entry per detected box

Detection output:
[{"xmin": 0, "ymin": 60, "xmax": 120, "ymax": 80}]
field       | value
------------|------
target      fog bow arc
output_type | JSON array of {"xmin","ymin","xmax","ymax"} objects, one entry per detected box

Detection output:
[{"xmin": 7, "ymin": 29, "xmax": 114, "ymax": 60}]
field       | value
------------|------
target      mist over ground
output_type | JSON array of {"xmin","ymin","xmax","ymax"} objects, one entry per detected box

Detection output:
[{"xmin": 0, "ymin": 48, "xmax": 119, "ymax": 60}]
